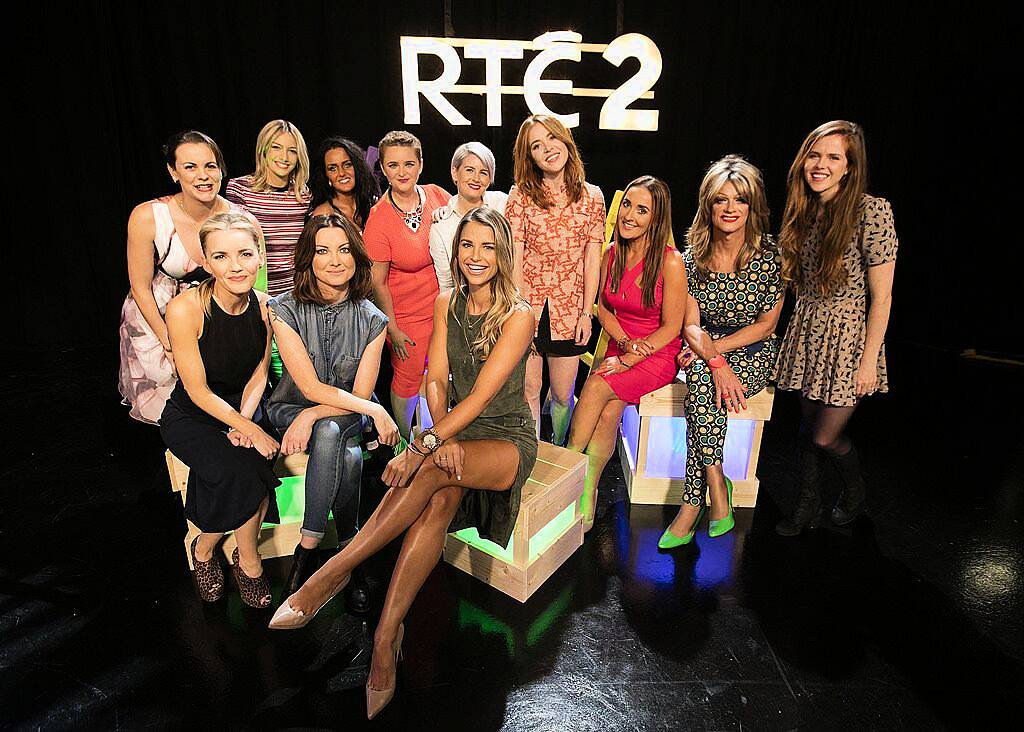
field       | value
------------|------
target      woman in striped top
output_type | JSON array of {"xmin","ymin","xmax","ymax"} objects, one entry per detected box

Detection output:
[{"xmin": 227, "ymin": 120, "xmax": 311, "ymax": 296}]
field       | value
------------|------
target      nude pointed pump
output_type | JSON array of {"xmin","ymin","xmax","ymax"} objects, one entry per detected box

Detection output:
[
  {"xmin": 267, "ymin": 575, "xmax": 349, "ymax": 630},
  {"xmin": 366, "ymin": 624, "xmax": 405, "ymax": 720}
]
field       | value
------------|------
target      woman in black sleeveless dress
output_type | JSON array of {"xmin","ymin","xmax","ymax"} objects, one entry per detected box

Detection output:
[{"xmin": 160, "ymin": 212, "xmax": 280, "ymax": 608}]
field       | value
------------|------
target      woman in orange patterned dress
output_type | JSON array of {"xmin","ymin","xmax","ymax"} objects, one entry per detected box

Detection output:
[{"xmin": 506, "ymin": 115, "xmax": 606, "ymax": 443}]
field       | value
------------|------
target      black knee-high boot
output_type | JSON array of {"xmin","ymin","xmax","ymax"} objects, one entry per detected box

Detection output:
[
  {"xmin": 827, "ymin": 443, "xmax": 866, "ymax": 525},
  {"xmin": 285, "ymin": 544, "xmax": 320, "ymax": 596},
  {"xmin": 775, "ymin": 440, "xmax": 824, "ymax": 536}
]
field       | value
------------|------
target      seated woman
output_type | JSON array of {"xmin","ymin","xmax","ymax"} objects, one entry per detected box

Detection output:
[
  {"xmin": 269, "ymin": 207, "xmax": 537, "ymax": 721},
  {"xmin": 160, "ymin": 212, "xmax": 280, "ymax": 608},
  {"xmin": 566, "ymin": 176, "xmax": 687, "ymax": 531},
  {"xmin": 429, "ymin": 141, "xmax": 508, "ymax": 290},
  {"xmin": 267, "ymin": 213, "xmax": 399, "ymax": 611},
  {"xmin": 306, "ymin": 136, "xmax": 380, "ymax": 227},
  {"xmin": 659, "ymin": 156, "xmax": 783, "ymax": 548}
]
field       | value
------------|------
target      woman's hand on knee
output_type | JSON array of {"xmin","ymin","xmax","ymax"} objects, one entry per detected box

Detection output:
[
  {"xmin": 281, "ymin": 412, "xmax": 315, "ymax": 455},
  {"xmin": 249, "ymin": 428, "xmax": 281, "ymax": 460},
  {"xmin": 676, "ymin": 347, "xmax": 697, "ymax": 369},
  {"xmin": 227, "ymin": 428, "xmax": 253, "ymax": 449},
  {"xmin": 712, "ymin": 364, "xmax": 748, "ymax": 413},
  {"xmin": 383, "ymin": 449, "xmax": 427, "ymax": 488},
  {"xmin": 371, "ymin": 404, "xmax": 400, "ymax": 447},
  {"xmin": 433, "ymin": 438, "xmax": 465, "ymax": 480}
]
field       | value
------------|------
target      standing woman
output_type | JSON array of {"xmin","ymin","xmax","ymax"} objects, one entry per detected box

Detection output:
[
  {"xmin": 363, "ymin": 130, "xmax": 449, "ymax": 438},
  {"xmin": 567, "ymin": 176, "xmax": 686, "ymax": 530},
  {"xmin": 307, "ymin": 136, "xmax": 380, "ymax": 227},
  {"xmin": 119, "ymin": 130, "xmax": 239, "ymax": 425},
  {"xmin": 659, "ymin": 156, "xmax": 784, "ymax": 548},
  {"xmin": 270, "ymin": 207, "xmax": 536, "ymax": 721},
  {"xmin": 506, "ymin": 114, "xmax": 606, "ymax": 443},
  {"xmin": 429, "ymin": 141, "xmax": 508, "ymax": 290},
  {"xmin": 774, "ymin": 121, "xmax": 898, "ymax": 535},
  {"xmin": 227, "ymin": 119, "xmax": 311, "ymax": 296},
  {"xmin": 267, "ymin": 213, "xmax": 399, "ymax": 609},
  {"xmin": 160, "ymin": 213, "xmax": 280, "ymax": 608}
]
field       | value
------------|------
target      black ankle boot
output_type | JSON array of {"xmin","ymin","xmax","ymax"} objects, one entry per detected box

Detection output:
[
  {"xmin": 284, "ymin": 544, "xmax": 319, "ymax": 596},
  {"xmin": 828, "ymin": 444, "xmax": 866, "ymax": 526},
  {"xmin": 776, "ymin": 442, "xmax": 824, "ymax": 536},
  {"xmin": 344, "ymin": 565, "xmax": 371, "ymax": 614}
]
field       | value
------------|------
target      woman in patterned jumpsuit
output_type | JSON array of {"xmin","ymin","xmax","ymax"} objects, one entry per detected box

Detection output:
[{"xmin": 660, "ymin": 156, "xmax": 783, "ymax": 547}]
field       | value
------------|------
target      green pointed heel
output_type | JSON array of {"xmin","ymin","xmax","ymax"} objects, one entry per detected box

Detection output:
[
  {"xmin": 708, "ymin": 477, "xmax": 735, "ymax": 538},
  {"xmin": 658, "ymin": 506, "xmax": 707, "ymax": 549}
]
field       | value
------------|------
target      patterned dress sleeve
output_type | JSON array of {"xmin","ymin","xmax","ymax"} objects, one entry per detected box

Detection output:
[
  {"xmin": 505, "ymin": 186, "xmax": 527, "ymax": 250},
  {"xmin": 759, "ymin": 238, "xmax": 785, "ymax": 312},
  {"xmin": 860, "ymin": 196, "xmax": 898, "ymax": 266},
  {"xmin": 586, "ymin": 184, "xmax": 607, "ymax": 249},
  {"xmin": 362, "ymin": 206, "xmax": 391, "ymax": 263}
]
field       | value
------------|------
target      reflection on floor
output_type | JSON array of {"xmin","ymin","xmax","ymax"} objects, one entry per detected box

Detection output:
[{"xmin": 1, "ymin": 343, "xmax": 1022, "ymax": 729}]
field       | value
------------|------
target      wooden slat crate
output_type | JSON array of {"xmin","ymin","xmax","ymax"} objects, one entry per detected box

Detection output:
[{"xmin": 443, "ymin": 442, "xmax": 587, "ymax": 603}]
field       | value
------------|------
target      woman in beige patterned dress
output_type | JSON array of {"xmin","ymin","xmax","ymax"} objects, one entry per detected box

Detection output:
[{"xmin": 774, "ymin": 120, "xmax": 898, "ymax": 536}]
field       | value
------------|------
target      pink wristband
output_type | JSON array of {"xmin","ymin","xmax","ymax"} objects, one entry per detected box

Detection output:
[{"xmin": 708, "ymin": 355, "xmax": 727, "ymax": 369}]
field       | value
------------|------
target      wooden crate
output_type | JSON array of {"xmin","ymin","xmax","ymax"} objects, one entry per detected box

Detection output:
[
  {"xmin": 617, "ymin": 381, "xmax": 774, "ymax": 508},
  {"xmin": 166, "ymin": 450, "xmax": 337, "ymax": 569},
  {"xmin": 443, "ymin": 442, "xmax": 587, "ymax": 603}
]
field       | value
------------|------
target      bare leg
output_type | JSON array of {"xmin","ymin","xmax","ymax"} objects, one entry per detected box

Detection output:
[
  {"xmin": 525, "ymin": 352, "xmax": 544, "ymax": 436},
  {"xmin": 289, "ymin": 440, "xmax": 521, "ymax": 615},
  {"xmin": 667, "ymin": 504, "xmax": 704, "ymax": 536},
  {"xmin": 567, "ymin": 375, "xmax": 615, "ymax": 452},
  {"xmin": 547, "ymin": 354, "xmax": 581, "ymax": 445},
  {"xmin": 567, "ymin": 378, "xmax": 626, "ymax": 526},
  {"xmin": 368, "ymin": 485, "xmax": 466, "ymax": 691},
  {"xmin": 706, "ymin": 463, "xmax": 730, "ymax": 521},
  {"xmin": 390, "ymin": 390, "xmax": 420, "ymax": 441},
  {"xmin": 194, "ymin": 532, "xmax": 225, "ymax": 562},
  {"xmin": 233, "ymin": 495, "xmax": 269, "ymax": 578}
]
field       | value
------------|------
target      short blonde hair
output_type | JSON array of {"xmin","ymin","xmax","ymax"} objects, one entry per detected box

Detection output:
[
  {"xmin": 251, "ymin": 119, "xmax": 310, "ymax": 202},
  {"xmin": 378, "ymin": 130, "xmax": 423, "ymax": 162}
]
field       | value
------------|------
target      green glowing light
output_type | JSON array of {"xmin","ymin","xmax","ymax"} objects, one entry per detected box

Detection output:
[
  {"xmin": 264, "ymin": 474, "xmax": 308, "ymax": 528},
  {"xmin": 450, "ymin": 502, "xmax": 578, "ymax": 563}
]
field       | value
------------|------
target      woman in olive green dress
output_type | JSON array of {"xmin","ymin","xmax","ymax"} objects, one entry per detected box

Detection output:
[{"xmin": 269, "ymin": 206, "xmax": 536, "ymax": 720}]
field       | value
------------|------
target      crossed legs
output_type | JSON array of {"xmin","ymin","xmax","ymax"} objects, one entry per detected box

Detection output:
[{"xmin": 567, "ymin": 375, "xmax": 627, "ymax": 527}]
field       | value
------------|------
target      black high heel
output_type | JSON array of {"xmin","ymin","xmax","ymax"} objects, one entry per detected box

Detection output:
[{"xmin": 284, "ymin": 544, "xmax": 319, "ymax": 596}]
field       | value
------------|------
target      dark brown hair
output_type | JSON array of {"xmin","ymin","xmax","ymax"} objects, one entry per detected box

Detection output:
[
  {"xmin": 292, "ymin": 214, "xmax": 373, "ymax": 305},
  {"xmin": 163, "ymin": 130, "xmax": 226, "ymax": 176},
  {"xmin": 609, "ymin": 176, "xmax": 673, "ymax": 309}
]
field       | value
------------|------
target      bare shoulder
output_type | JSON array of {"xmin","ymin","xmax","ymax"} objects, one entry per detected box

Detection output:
[
  {"xmin": 254, "ymin": 290, "xmax": 271, "ymax": 306},
  {"xmin": 166, "ymin": 288, "xmax": 200, "ymax": 320},
  {"xmin": 662, "ymin": 246, "xmax": 685, "ymax": 271},
  {"xmin": 128, "ymin": 200, "xmax": 156, "ymax": 230},
  {"xmin": 310, "ymin": 202, "xmax": 332, "ymax": 217}
]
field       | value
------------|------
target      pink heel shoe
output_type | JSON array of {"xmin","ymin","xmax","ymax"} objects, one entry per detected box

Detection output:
[
  {"xmin": 366, "ymin": 624, "xmax": 405, "ymax": 720},
  {"xmin": 267, "ymin": 574, "xmax": 350, "ymax": 630}
]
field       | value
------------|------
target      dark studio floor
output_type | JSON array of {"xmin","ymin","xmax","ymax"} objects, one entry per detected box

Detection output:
[{"xmin": 1, "ymin": 342, "xmax": 1022, "ymax": 731}]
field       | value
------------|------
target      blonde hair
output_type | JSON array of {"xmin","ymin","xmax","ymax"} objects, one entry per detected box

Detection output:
[
  {"xmin": 512, "ymin": 115, "xmax": 586, "ymax": 209},
  {"xmin": 378, "ymin": 130, "xmax": 423, "ymax": 162},
  {"xmin": 197, "ymin": 212, "xmax": 262, "ymax": 316},
  {"xmin": 448, "ymin": 207, "xmax": 528, "ymax": 359},
  {"xmin": 687, "ymin": 155, "xmax": 771, "ymax": 282},
  {"xmin": 779, "ymin": 120, "xmax": 868, "ymax": 295},
  {"xmin": 609, "ymin": 176, "xmax": 673, "ymax": 309},
  {"xmin": 251, "ymin": 119, "xmax": 310, "ymax": 202}
]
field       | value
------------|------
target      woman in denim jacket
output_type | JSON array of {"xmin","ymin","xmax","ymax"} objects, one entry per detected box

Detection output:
[{"xmin": 268, "ymin": 213, "xmax": 399, "ymax": 611}]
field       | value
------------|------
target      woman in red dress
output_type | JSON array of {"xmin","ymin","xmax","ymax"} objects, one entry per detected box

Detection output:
[{"xmin": 566, "ymin": 176, "xmax": 687, "ymax": 530}]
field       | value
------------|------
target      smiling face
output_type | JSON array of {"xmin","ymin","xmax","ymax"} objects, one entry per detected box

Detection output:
[
  {"xmin": 168, "ymin": 142, "xmax": 222, "ymax": 203},
  {"xmin": 526, "ymin": 123, "xmax": 569, "ymax": 177},
  {"xmin": 325, "ymin": 147, "xmax": 355, "ymax": 196},
  {"xmin": 617, "ymin": 185, "xmax": 654, "ymax": 244},
  {"xmin": 710, "ymin": 180, "xmax": 750, "ymax": 237},
  {"xmin": 312, "ymin": 226, "xmax": 355, "ymax": 296},
  {"xmin": 452, "ymin": 153, "xmax": 491, "ymax": 204},
  {"xmin": 381, "ymin": 145, "xmax": 423, "ymax": 196},
  {"xmin": 265, "ymin": 131, "xmax": 299, "ymax": 187},
  {"xmin": 803, "ymin": 134, "xmax": 849, "ymax": 203},
  {"xmin": 202, "ymin": 229, "xmax": 261, "ymax": 295},
  {"xmin": 457, "ymin": 220, "xmax": 498, "ymax": 287}
]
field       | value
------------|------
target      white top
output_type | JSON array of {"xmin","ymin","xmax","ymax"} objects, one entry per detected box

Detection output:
[{"xmin": 428, "ymin": 191, "xmax": 509, "ymax": 290}]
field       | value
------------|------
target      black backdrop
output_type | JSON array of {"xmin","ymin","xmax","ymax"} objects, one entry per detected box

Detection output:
[{"xmin": 14, "ymin": 1, "xmax": 1017, "ymax": 357}]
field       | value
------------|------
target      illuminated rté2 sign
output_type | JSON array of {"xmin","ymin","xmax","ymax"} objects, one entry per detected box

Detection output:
[{"xmin": 400, "ymin": 31, "xmax": 662, "ymax": 132}]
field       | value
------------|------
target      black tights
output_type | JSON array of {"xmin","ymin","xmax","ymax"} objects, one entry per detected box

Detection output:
[{"xmin": 800, "ymin": 396, "xmax": 858, "ymax": 456}]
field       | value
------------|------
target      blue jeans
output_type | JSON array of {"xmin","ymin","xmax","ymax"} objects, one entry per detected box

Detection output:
[{"xmin": 301, "ymin": 414, "xmax": 365, "ymax": 542}]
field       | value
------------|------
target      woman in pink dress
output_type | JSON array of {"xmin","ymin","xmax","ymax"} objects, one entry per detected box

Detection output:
[
  {"xmin": 566, "ymin": 176, "xmax": 687, "ymax": 530},
  {"xmin": 119, "ymin": 131, "xmax": 242, "ymax": 425}
]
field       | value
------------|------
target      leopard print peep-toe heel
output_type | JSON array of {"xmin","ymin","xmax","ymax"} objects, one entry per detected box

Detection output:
[{"xmin": 230, "ymin": 547, "xmax": 272, "ymax": 608}]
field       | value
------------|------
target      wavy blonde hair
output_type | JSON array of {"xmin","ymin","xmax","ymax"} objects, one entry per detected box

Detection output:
[
  {"xmin": 686, "ymin": 155, "xmax": 770, "ymax": 282},
  {"xmin": 779, "ymin": 120, "xmax": 868, "ymax": 295},
  {"xmin": 197, "ymin": 212, "xmax": 263, "ymax": 316},
  {"xmin": 448, "ymin": 207, "xmax": 529, "ymax": 359},
  {"xmin": 251, "ymin": 119, "xmax": 310, "ymax": 202},
  {"xmin": 512, "ymin": 115, "xmax": 585, "ymax": 209},
  {"xmin": 609, "ymin": 176, "xmax": 673, "ymax": 309}
]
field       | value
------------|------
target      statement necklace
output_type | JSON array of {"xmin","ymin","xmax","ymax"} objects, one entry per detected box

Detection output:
[{"xmin": 389, "ymin": 188, "xmax": 424, "ymax": 232}]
